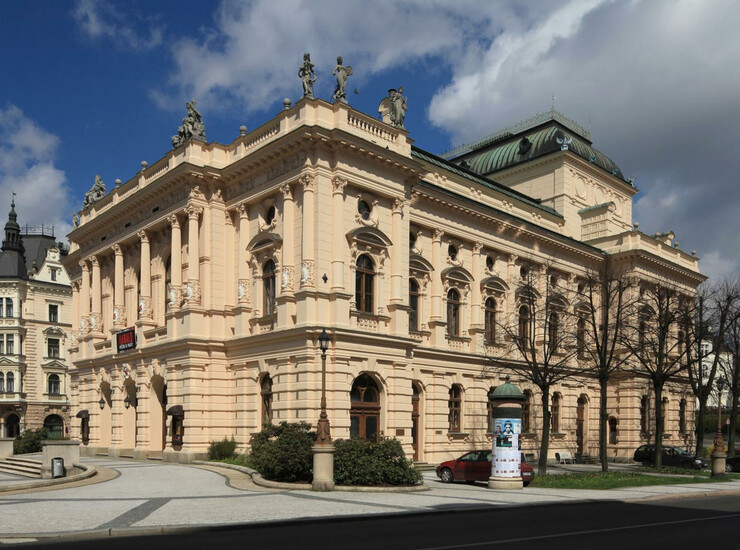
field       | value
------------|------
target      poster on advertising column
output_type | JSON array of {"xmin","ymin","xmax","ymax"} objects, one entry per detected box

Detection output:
[{"xmin": 492, "ymin": 418, "xmax": 521, "ymax": 477}]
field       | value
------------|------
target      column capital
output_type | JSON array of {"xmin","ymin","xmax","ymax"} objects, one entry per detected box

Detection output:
[
  {"xmin": 331, "ymin": 175, "xmax": 348, "ymax": 195},
  {"xmin": 112, "ymin": 243, "xmax": 123, "ymax": 256},
  {"xmin": 280, "ymin": 182, "xmax": 293, "ymax": 201},
  {"xmin": 473, "ymin": 242, "xmax": 483, "ymax": 254},
  {"xmin": 432, "ymin": 229, "xmax": 445, "ymax": 243},
  {"xmin": 79, "ymin": 259, "xmax": 89, "ymax": 271},
  {"xmin": 137, "ymin": 230, "xmax": 149, "ymax": 243},
  {"xmin": 299, "ymin": 173, "xmax": 315, "ymax": 191},
  {"xmin": 167, "ymin": 213, "xmax": 181, "ymax": 228},
  {"xmin": 236, "ymin": 203, "xmax": 248, "ymax": 218},
  {"xmin": 392, "ymin": 197, "xmax": 407, "ymax": 214},
  {"xmin": 186, "ymin": 203, "xmax": 203, "ymax": 219}
]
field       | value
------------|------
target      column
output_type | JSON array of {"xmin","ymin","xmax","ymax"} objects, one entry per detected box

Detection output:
[
  {"xmin": 279, "ymin": 183, "xmax": 295, "ymax": 296},
  {"xmin": 138, "ymin": 230, "xmax": 153, "ymax": 321},
  {"xmin": 471, "ymin": 242, "xmax": 482, "ymax": 328},
  {"xmin": 112, "ymin": 244, "xmax": 126, "ymax": 328},
  {"xmin": 90, "ymin": 255, "xmax": 102, "ymax": 334},
  {"xmin": 79, "ymin": 260, "xmax": 90, "ymax": 334},
  {"xmin": 236, "ymin": 205, "xmax": 251, "ymax": 306},
  {"xmin": 185, "ymin": 204, "xmax": 203, "ymax": 305},
  {"xmin": 331, "ymin": 176, "xmax": 347, "ymax": 291},
  {"xmin": 299, "ymin": 174, "xmax": 315, "ymax": 289},
  {"xmin": 168, "ymin": 214, "xmax": 182, "ymax": 310},
  {"xmin": 70, "ymin": 281, "xmax": 80, "ymax": 348},
  {"xmin": 430, "ymin": 229, "xmax": 444, "ymax": 319},
  {"xmin": 390, "ymin": 198, "xmax": 404, "ymax": 303}
]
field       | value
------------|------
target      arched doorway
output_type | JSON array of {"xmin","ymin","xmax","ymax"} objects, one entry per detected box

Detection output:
[
  {"xmin": 350, "ymin": 374, "xmax": 380, "ymax": 440},
  {"xmin": 6, "ymin": 413, "xmax": 20, "ymax": 438},
  {"xmin": 122, "ymin": 379, "xmax": 137, "ymax": 449},
  {"xmin": 411, "ymin": 382, "xmax": 422, "ymax": 461},
  {"xmin": 150, "ymin": 376, "xmax": 167, "ymax": 451},
  {"xmin": 43, "ymin": 414, "xmax": 64, "ymax": 439},
  {"xmin": 576, "ymin": 395, "xmax": 587, "ymax": 455}
]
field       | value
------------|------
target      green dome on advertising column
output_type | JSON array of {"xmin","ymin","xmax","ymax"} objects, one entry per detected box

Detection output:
[{"xmin": 490, "ymin": 376, "xmax": 525, "ymax": 401}]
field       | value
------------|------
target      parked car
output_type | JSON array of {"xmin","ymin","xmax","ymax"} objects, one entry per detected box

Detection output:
[
  {"xmin": 436, "ymin": 450, "xmax": 535, "ymax": 486},
  {"xmin": 633, "ymin": 445, "xmax": 708, "ymax": 469},
  {"xmin": 724, "ymin": 452, "xmax": 740, "ymax": 473}
]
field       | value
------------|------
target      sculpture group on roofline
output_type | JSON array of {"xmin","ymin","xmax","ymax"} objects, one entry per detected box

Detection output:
[
  {"xmin": 172, "ymin": 99, "xmax": 206, "ymax": 149},
  {"xmin": 82, "ymin": 175, "xmax": 106, "ymax": 210}
]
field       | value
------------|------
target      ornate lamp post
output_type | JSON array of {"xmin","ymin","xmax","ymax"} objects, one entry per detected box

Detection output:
[
  {"xmin": 711, "ymin": 377, "xmax": 727, "ymax": 477},
  {"xmin": 312, "ymin": 329, "xmax": 335, "ymax": 491}
]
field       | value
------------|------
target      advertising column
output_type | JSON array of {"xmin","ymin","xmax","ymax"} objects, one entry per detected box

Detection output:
[{"xmin": 488, "ymin": 376, "xmax": 525, "ymax": 490}]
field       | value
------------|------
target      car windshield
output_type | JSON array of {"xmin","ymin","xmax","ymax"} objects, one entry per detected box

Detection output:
[{"xmin": 673, "ymin": 448, "xmax": 690, "ymax": 455}]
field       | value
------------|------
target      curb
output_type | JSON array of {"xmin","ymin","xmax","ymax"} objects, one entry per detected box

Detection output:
[
  {"xmin": 0, "ymin": 463, "xmax": 97, "ymax": 493},
  {"xmin": 191, "ymin": 460, "xmax": 429, "ymax": 492}
]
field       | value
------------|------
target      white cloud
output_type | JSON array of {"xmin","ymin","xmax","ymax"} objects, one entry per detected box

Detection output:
[
  {"xmin": 0, "ymin": 105, "xmax": 74, "ymax": 239},
  {"xmin": 72, "ymin": 0, "xmax": 163, "ymax": 51}
]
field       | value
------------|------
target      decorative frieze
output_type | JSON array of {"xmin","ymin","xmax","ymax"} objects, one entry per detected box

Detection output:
[{"xmin": 300, "ymin": 260, "xmax": 314, "ymax": 286}]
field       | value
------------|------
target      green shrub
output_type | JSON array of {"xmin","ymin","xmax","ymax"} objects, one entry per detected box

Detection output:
[
  {"xmin": 334, "ymin": 437, "xmax": 422, "ymax": 486},
  {"xmin": 207, "ymin": 437, "xmax": 238, "ymax": 460},
  {"xmin": 13, "ymin": 427, "xmax": 49, "ymax": 454},
  {"xmin": 248, "ymin": 422, "xmax": 316, "ymax": 482}
]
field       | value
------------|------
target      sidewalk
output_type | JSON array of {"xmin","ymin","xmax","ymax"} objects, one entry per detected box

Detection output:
[{"xmin": 0, "ymin": 456, "xmax": 738, "ymax": 542}]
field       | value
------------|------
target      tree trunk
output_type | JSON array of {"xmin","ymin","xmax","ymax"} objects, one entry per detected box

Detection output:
[
  {"xmin": 538, "ymin": 388, "xmax": 551, "ymax": 476},
  {"xmin": 599, "ymin": 376, "xmax": 609, "ymax": 472},
  {"xmin": 694, "ymin": 393, "xmax": 708, "ymax": 457},
  {"xmin": 729, "ymin": 384, "xmax": 738, "ymax": 458},
  {"xmin": 653, "ymin": 383, "xmax": 664, "ymax": 468}
]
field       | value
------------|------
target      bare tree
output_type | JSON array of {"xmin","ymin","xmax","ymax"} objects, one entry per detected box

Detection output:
[
  {"xmin": 723, "ymin": 303, "xmax": 740, "ymax": 458},
  {"xmin": 683, "ymin": 278, "xmax": 740, "ymax": 456},
  {"xmin": 621, "ymin": 280, "xmax": 688, "ymax": 469},
  {"xmin": 577, "ymin": 259, "xmax": 634, "ymax": 471},
  {"xmin": 486, "ymin": 265, "xmax": 579, "ymax": 475}
]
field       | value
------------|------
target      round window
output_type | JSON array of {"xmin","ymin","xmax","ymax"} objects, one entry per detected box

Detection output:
[
  {"xmin": 486, "ymin": 255, "xmax": 494, "ymax": 271},
  {"xmin": 448, "ymin": 244, "xmax": 458, "ymax": 260},
  {"xmin": 358, "ymin": 200, "xmax": 371, "ymax": 220},
  {"xmin": 265, "ymin": 205, "xmax": 276, "ymax": 225}
]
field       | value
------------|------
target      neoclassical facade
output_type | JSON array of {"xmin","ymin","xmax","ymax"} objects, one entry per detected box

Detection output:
[
  {"xmin": 0, "ymin": 202, "xmax": 72, "ymax": 439},
  {"xmin": 64, "ymin": 100, "xmax": 703, "ymax": 463}
]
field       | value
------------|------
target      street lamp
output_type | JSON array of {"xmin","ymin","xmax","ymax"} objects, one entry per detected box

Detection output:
[
  {"xmin": 711, "ymin": 377, "xmax": 727, "ymax": 477},
  {"xmin": 98, "ymin": 397, "xmax": 105, "ymax": 410},
  {"xmin": 312, "ymin": 328, "xmax": 335, "ymax": 491},
  {"xmin": 124, "ymin": 395, "xmax": 131, "ymax": 409}
]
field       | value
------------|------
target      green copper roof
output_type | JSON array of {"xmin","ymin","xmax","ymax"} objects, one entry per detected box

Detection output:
[
  {"xmin": 457, "ymin": 124, "xmax": 629, "ymax": 184},
  {"xmin": 491, "ymin": 376, "xmax": 524, "ymax": 400}
]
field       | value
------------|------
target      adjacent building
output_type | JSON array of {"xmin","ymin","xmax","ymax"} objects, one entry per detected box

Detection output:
[
  {"xmin": 63, "ymin": 99, "xmax": 704, "ymax": 463},
  {"xmin": 0, "ymin": 201, "xmax": 72, "ymax": 439}
]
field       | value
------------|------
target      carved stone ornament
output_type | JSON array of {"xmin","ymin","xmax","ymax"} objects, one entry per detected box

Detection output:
[
  {"xmin": 90, "ymin": 313, "xmax": 102, "ymax": 331},
  {"xmin": 185, "ymin": 281, "xmax": 201, "ymax": 304},
  {"xmin": 331, "ymin": 175, "xmax": 348, "ymax": 195},
  {"xmin": 237, "ymin": 279, "xmax": 250, "ymax": 303},
  {"xmin": 299, "ymin": 173, "xmax": 315, "ymax": 191},
  {"xmin": 300, "ymin": 260, "xmax": 314, "ymax": 286},
  {"xmin": 172, "ymin": 99, "xmax": 206, "ymax": 149},
  {"xmin": 139, "ymin": 296, "xmax": 152, "ymax": 318},
  {"xmin": 112, "ymin": 305, "xmax": 126, "ymax": 324},
  {"xmin": 281, "ymin": 266, "xmax": 294, "ymax": 291},
  {"xmin": 82, "ymin": 175, "xmax": 106, "ymax": 210}
]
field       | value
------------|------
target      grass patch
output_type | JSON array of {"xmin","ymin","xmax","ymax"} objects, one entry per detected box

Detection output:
[
  {"xmin": 212, "ymin": 455, "xmax": 254, "ymax": 468},
  {"xmin": 529, "ymin": 471, "xmax": 729, "ymax": 490},
  {"xmin": 636, "ymin": 466, "xmax": 740, "ymax": 478}
]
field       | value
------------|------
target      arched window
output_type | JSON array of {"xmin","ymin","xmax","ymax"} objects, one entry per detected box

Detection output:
[
  {"xmin": 548, "ymin": 312, "xmax": 559, "ymax": 353},
  {"xmin": 484, "ymin": 298, "xmax": 496, "ymax": 342},
  {"xmin": 448, "ymin": 384, "xmax": 462, "ymax": 432},
  {"xmin": 355, "ymin": 254, "xmax": 375, "ymax": 314},
  {"xmin": 409, "ymin": 279, "xmax": 420, "ymax": 332},
  {"xmin": 260, "ymin": 375, "xmax": 273, "ymax": 426},
  {"xmin": 551, "ymin": 392, "xmax": 561, "ymax": 433},
  {"xmin": 350, "ymin": 374, "xmax": 381, "ymax": 440},
  {"xmin": 518, "ymin": 305, "xmax": 530, "ymax": 350},
  {"xmin": 523, "ymin": 390, "xmax": 533, "ymax": 433},
  {"xmin": 608, "ymin": 417, "xmax": 618, "ymax": 444},
  {"xmin": 6, "ymin": 372, "xmax": 13, "ymax": 393},
  {"xmin": 43, "ymin": 414, "xmax": 64, "ymax": 439},
  {"xmin": 48, "ymin": 374, "xmax": 60, "ymax": 395},
  {"xmin": 640, "ymin": 395, "xmax": 649, "ymax": 434},
  {"xmin": 262, "ymin": 260, "xmax": 276, "ymax": 315},
  {"xmin": 446, "ymin": 289, "xmax": 460, "ymax": 336}
]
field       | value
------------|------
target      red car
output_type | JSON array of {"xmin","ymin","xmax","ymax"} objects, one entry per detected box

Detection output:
[{"xmin": 436, "ymin": 450, "xmax": 535, "ymax": 486}]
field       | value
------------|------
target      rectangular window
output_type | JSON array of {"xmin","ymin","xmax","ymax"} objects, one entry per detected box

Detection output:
[
  {"xmin": 6, "ymin": 335, "xmax": 13, "ymax": 355},
  {"xmin": 5, "ymin": 299, "xmax": 12, "ymax": 318},
  {"xmin": 50, "ymin": 268, "xmax": 57, "ymax": 282},
  {"xmin": 0, "ymin": 336, "xmax": 4, "ymax": 355},
  {"xmin": 47, "ymin": 338, "xmax": 60, "ymax": 358},
  {"xmin": 49, "ymin": 304, "xmax": 59, "ymax": 323}
]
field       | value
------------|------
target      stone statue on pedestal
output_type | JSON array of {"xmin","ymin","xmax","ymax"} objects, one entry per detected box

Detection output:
[
  {"xmin": 82, "ymin": 175, "xmax": 106, "ymax": 210},
  {"xmin": 332, "ymin": 56, "xmax": 353, "ymax": 104},
  {"xmin": 172, "ymin": 99, "xmax": 207, "ymax": 148},
  {"xmin": 378, "ymin": 87, "xmax": 408, "ymax": 128},
  {"xmin": 298, "ymin": 53, "xmax": 317, "ymax": 99}
]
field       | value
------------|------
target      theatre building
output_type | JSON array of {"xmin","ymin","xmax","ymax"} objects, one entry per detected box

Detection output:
[{"xmin": 64, "ymin": 99, "xmax": 703, "ymax": 463}]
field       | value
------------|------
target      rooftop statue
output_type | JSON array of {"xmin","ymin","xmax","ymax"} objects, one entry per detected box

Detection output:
[
  {"xmin": 298, "ymin": 52, "xmax": 317, "ymax": 100},
  {"xmin": 378, "ymin": 87, "xmax": 407, "ymax": 128},
  {"xmin": 82, "ymin": 175, "xmax": 106, "ymax": 210},
  {"xmin": 72, "ymin": 212, "xmax": 79, "ymax": 228},
  {"xmin": 172, "ymin": 99, "xmax": 207, "ymax": 149},
  {"xmin": 332, "ymin": 56, "xmax": 353, "ymax": 104}
]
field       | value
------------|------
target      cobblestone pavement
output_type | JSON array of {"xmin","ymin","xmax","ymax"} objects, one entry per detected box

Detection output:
[{"xmin": 0, "ymin": 457, "xmax": 738, "ymax": 541}]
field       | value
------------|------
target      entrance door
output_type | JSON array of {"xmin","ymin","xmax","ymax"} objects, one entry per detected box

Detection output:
[
  {"xmin": 6, "ymin": 414, "xmax": 20, "ymax": 438},
  {"xmin": 349, "ymin": 374, "xmax": 381, "ymax": 440},
  {"xmin": 411, "ymin": 383, "xmax": 420, "ymax": 460},
  {"xmin": 576, "ymin": 396, "xmax": 586, "ymax": 455}
]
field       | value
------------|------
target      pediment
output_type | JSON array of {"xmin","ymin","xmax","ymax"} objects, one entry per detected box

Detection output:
[
  {"xmin": 0, "ymin": 356, "xmax": 18, "ymax": 367},
  {"xmin": 481, "ymin": 276, "xmax": 509, "ymax": 293},
  {"xmin": 346, "ymin": 227, "xmax": 392, "ymax": 248},
  {"xmin": 409, "ymin": 254, "xmax": 434, "ymax": 273},
  {"xmin": 247, "ymin": 232, "xmax": 283, "ymax": 253},
  {"xmin": 41, "ymin": 359, "xmax": 68, "ymax": 371},
  {"xmin": 441, "ymin": 266, "xmax": 474, "ymax": 284}
]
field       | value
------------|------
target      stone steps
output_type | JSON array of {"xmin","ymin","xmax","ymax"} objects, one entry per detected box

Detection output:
[{"xmin": 0, "ymin": 457, "xmax": 42, "ymax": 478}]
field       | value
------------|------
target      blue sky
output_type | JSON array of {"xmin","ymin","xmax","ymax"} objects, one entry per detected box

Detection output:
[{"xmin": 2, "ymin": 0, "xmax": 739, "ymax": 280}]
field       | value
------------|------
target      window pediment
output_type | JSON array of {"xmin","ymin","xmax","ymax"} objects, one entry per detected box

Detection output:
[
  {"xmin": 410, "ymin": 254, "xmax": 434, "ymax": 274},
  {"xmin": 346, "ymin": 227, "xmax": 392, "ymax": 248},
  {"xmin": 441, "ymin": 266, "xmax": 473, "ymax": 285},
  {"xmin": 42, "ymin": 359, "xmax": 67, "ymax": 371},
  {"xmin": 481, "ymin": 276, "xmax": 509, "ymax": 294},
  {"xmin": 516, "ymin": 284, "xmax": 541, "ymax": 301},
  {"xmin": 43, "ymin": 327, "xmax": 66, "ymax": 338},
  {"xmin": 247, "ymin": 232, "xmax": 283, "ymax": 254}
]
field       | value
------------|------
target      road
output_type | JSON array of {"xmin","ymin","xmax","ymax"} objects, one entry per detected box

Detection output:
[{"xmin": 14, "ymin": 494, "xmax": 740, "ymax": 549}]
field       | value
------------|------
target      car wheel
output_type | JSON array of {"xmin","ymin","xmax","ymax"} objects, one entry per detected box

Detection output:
[
  {"xmin": 523, "ymin": 481, "xmax": 531, "ymax": 487},
  {"xmin": 439, "ymin": 468, "xmax": 454, "ymax": 483},
  {"xmin": 726, "ymin": 463, "xmax": 734, "ymax": 473},
  {"xmin": 642, "ymin": 460, "xmax": 652, "ymax": 467},
  {"xmin": 681, "ymin": 461, "xmax": 692, "ymax": 469}
]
